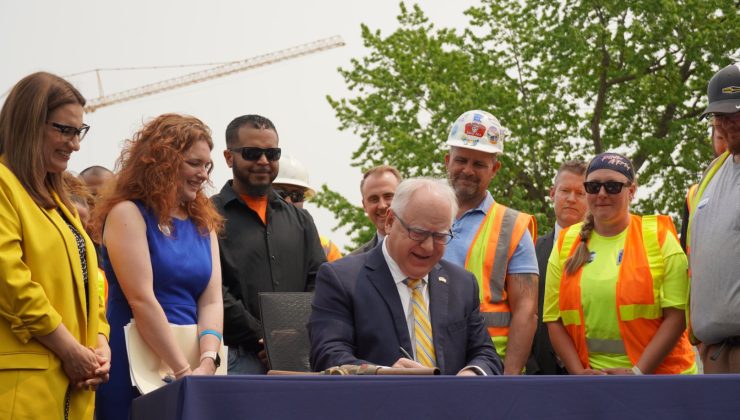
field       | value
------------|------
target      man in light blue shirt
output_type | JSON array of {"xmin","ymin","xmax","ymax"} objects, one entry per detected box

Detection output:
[{"xmin": 442, "ymin": 110, "xmax": 539, "ymax": 375}]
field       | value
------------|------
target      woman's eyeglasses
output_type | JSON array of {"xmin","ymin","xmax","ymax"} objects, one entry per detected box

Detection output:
[
  {"xmin": 47, "ymin": 121, "xmax": 90, "ymax": 141},
  {"xmin": 230, "ymin": 147, "xmax": 281, "ymax": 161},
  {"xmin": 583, "ymin": 181, "xmax": 630, "ymax": 195}
]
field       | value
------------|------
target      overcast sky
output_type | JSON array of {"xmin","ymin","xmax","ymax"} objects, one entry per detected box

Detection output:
[{"xmin": 0, "ymin": 0, "xmax": 479, "ymax": 250}]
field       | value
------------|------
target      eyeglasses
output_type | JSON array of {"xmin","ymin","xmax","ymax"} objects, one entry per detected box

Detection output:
[
  {"xmin": 710, "ymin": 112, "xmax": 740, "ymax": 129},
  {"xmin": 274, "ymin": 188, "xmax": 305, "ymax": 203},
  {"xmin": 583, "ymin": 181, "xmax": 630, "ymax": 195},
  {"xmin": 230, "ymin": 147, "xmax": 281, "ymax": 161},
  {"xmin": 392, "ymin": 210, "xmax": 454, "ymax": 245},
  {"xmin": 47, "ymin": 121, "xmax": 90, "ymax": 141},
  {"xmin": 710, "ymin": 112, "xmax": 740, "ymax": 122}
]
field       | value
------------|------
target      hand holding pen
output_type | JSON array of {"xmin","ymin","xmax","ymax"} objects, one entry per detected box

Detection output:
[{"xmin": 394, "ymin": 346, "xmax": 424, "ymax": 369}]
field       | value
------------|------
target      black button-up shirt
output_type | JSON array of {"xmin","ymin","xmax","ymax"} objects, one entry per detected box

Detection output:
[{"xmin": 212, "ymin": 181, "xmax": 325, "ymax": 350}]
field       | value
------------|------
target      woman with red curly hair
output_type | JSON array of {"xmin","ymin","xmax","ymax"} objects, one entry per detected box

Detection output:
[{"xmin": 94, "ymin": 114, "xmax": 224, "ymax": 420}]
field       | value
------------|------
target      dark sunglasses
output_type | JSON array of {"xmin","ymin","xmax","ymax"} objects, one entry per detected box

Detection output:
[
  {"xmin": 583, "ymin": 181, "xmax": 630, "ymax": 195},
  {"xmin": 230, "ymin": 147, "xmax": 281, "ymax": 161},
  {"xmin": 274, "ymin": 188, "xmax": 305, "ymax": 203},
  {"xmin": 47, "ymin": 121, "xmax": 90, "ymax": 141}
]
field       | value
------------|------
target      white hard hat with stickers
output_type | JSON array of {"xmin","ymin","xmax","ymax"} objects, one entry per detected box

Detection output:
[
  {"xmin": 273, "ymin": 154, "xmax": 317, "ymax": 199},
  {"xmin": 446, "ymin": 110, "xmax": 509, "ymax": 155}
]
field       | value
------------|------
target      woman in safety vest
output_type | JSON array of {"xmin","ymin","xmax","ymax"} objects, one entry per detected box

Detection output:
[{"xmin": 543, "ymin": 152, "xmax": 696, "ymax": 375}]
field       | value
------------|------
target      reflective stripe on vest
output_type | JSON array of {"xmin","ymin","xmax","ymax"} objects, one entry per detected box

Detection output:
[
  {"xmin": 322, "ymin": 240, "xmax": 331, "ymax": 256},
  {"xmin": 482, "ymin": 312, "xmax": 513, "ymax": 328},
  {"xmin": 465, "ymin": 203, "xmax": 536, "ymax": 338},
  {"xmin": 558, "ymin": 214, "xmax": 695, "ymax": 373},
  {"xmin": 685, "ymin": 184, "xmax": 698, "ymax": 217},
  {"xmin": 586, "ymin": 338, "xmax": 626, "ymax": 354}
]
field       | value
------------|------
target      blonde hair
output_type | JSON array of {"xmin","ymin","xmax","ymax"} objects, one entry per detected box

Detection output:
[{"xmin": 564, "ymin": 213, "xmax": 595, "ymax": 274}]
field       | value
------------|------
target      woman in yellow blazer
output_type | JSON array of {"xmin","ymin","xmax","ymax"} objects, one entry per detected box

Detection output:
[{"xmin": 0, "ymin": 72, "xmax": 110, "ymax": 419}]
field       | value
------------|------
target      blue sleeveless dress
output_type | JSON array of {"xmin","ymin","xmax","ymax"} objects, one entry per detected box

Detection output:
[{"xmin": 95, "ymin": 202, "xmax": 212, "ymax": 420}]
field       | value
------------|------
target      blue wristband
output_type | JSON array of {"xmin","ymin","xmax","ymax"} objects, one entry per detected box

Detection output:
[{"xmin": 199, "ymin": 329, "xmax": 222, "ymax": 342}]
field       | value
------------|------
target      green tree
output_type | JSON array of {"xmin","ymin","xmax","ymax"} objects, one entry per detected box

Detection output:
[{"xmin": 316, "ymin": 1, "xmax": 739, "ymax": 250}]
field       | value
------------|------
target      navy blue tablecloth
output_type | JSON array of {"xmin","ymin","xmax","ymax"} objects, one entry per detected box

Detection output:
[{"xmin": 131, "ymin": 374, "xmax": 740, "ymax": 420}]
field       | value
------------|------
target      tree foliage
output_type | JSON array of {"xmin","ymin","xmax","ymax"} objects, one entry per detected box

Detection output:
[{"xmin": 317, "ymin": 1, "xmax": 739, "ymax": 250}]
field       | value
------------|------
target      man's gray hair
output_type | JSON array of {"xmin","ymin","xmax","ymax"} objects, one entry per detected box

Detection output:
[{"xmin": 390, "ymin": 177, "xmax": 458, "ymax": 224}]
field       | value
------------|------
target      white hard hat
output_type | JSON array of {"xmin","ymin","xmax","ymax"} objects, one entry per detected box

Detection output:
[
  {"xmin": 273, "ymin": 154, "xmax": 317, "ymax": 199},
  {"xmin": 446, "ymin": 110, "xmax": 508, "ymax": 155}
]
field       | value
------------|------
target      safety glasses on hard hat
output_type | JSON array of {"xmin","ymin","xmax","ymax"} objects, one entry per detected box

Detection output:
[
  {"xmin": 274, "ymin": 188, "xmax": 305, "ymax": 203},
  {"xmin": 230, "ymin": 147, "xmax": 281, "ymax": 161},
  {"xmin": 583, "ymin": 181, "xmax": 630, "ymax": 195}
]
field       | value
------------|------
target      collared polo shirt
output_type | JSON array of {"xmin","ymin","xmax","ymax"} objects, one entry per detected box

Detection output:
[{"xmin": 443, "ymin": 191, "xmax": 538, "ymax": 275}]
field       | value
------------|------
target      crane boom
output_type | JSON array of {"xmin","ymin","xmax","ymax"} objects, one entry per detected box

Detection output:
[{"xmin": 84, "ymin": 36, "xmax": 345, "ymax": 112}]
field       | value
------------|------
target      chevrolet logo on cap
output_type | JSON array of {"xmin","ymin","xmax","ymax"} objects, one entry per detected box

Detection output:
[{"xmin": 721, "ymin": 86, "xmax": 740, "ymax": 94}]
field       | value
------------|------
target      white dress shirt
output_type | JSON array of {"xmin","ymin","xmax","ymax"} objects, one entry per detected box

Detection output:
[{"xmin": 381, "ymin": 239, "xmax": 429, "ymax": 358}]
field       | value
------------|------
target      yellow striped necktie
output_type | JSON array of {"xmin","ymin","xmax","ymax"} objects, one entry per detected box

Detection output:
[{"xmin": 405, "ymin": 278, "xmax": 437, "ymax": 368}]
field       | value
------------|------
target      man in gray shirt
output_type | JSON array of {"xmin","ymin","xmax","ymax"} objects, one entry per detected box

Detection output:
[{"xmin": 689, "ymin": 62, "xmax": 740, "ymax": 373}]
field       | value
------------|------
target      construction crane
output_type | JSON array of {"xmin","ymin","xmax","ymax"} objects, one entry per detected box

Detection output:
[{"xmin": 83, "ymin": 35, "xmax": 345, "ymax": 113}]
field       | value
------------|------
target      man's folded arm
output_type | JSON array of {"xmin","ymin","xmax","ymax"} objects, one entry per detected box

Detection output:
[{"xmin": 222, "ymin": 284, "xmax": 262, "ymax": 345}]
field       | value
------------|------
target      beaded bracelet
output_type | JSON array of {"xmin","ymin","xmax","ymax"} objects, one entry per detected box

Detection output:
[{"xmin": 199, "ymin": 329, "xmax": 222, "ymax": 342}]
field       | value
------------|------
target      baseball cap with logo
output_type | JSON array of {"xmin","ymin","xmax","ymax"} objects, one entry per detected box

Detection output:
[
  {"xmin": 700, "ymin": 62, "xmax": 740, "ymax": 119},
  {"xmin": 446, "ymin": 110, "xmax": 509, "ymax": 155}
]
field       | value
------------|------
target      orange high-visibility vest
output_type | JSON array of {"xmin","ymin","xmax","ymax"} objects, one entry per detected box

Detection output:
[
  {"xmin": 465, "ymin": 203, "xmax": 536, "ymax": 344},
  {"xmin": 320, "ymin": 235, "xmax": 342, "ymax": 262},
  {"xmin": 556, "ymin": 214, "xmax": 695, "ymax": 374}
]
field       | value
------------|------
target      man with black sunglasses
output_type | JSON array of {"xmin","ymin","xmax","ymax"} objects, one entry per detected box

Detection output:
[
  {"xmin": 688, "ymin": 63, "xmax": 740, "ymax": 374},
  {"xmin": 212, "ymin": 114, "xmax": 326, "ymax": 374}
]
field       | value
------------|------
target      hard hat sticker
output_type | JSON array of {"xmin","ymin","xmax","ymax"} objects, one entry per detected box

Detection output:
[
  {"xmin": 450, "ymin": 123, "xmax": 458, "ymax": 138},
  {"xmin": 464, "ymin": 122, "xmax": 486, "ymax": 137},
  {"xmin": 487, "ymin": 126, "xmax": 499, "ymax": 144},
  {"xmin": 462, "ymin": 137, "xmax": 480, "ymax": 146}
]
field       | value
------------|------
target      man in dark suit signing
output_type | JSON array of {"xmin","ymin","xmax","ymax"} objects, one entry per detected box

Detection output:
[
  {"xmin": 309, "ymin": 178, "xmax": 502, "ymax": 375},
  {"xmin": 528, "ymin": 160, "xmax": 587, "ymax": 375}
]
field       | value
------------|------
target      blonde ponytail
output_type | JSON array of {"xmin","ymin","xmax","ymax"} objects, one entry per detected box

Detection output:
[{"xmin": 565, "ymin": 214, "xmax": 594, "ymax": 274}]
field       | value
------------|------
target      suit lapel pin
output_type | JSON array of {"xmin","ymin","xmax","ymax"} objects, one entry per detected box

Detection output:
[{"xmin": 438, "ymin": 276, "xmax": 447, "ymax": 284}]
